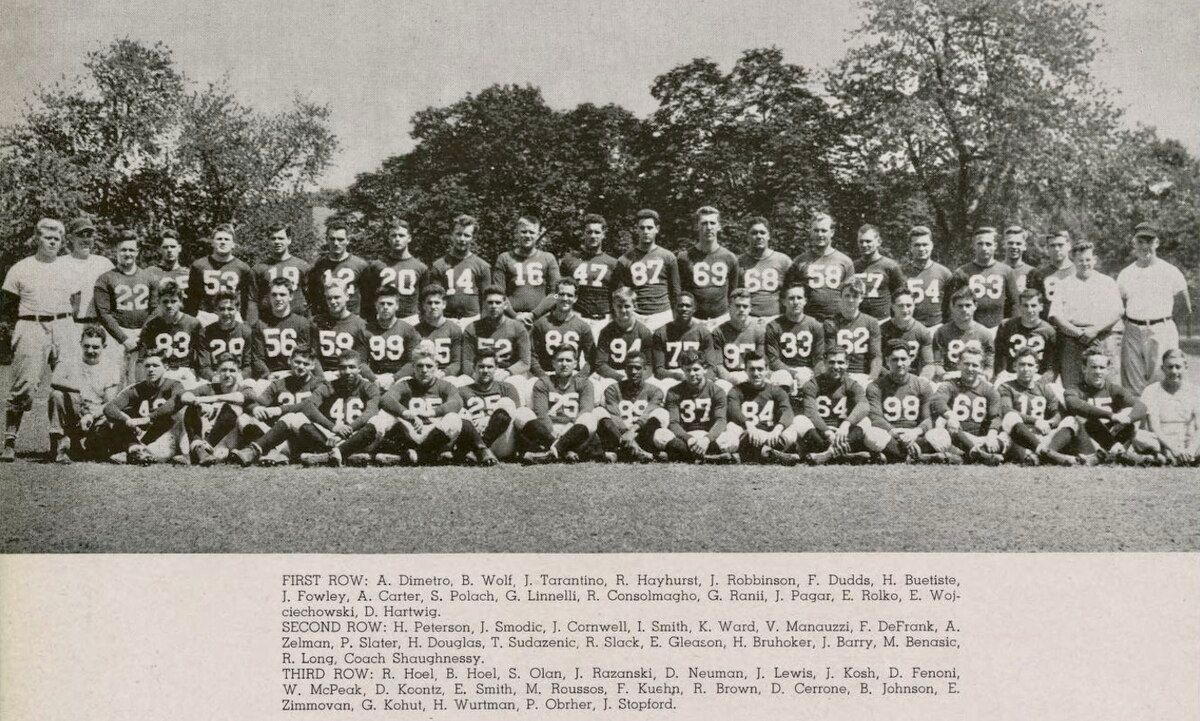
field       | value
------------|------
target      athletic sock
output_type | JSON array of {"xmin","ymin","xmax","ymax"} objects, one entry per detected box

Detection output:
[
  {"xmin": 1009, "ymin": 422, "xmax": 1041, "ymax": 451},
  {"xmin": 481, "ymin": 410, "xmax": 512, "ymax": 446},
  {"xmin": 553, "ymin": 423, "xmax": 590, "ymax": 456}
]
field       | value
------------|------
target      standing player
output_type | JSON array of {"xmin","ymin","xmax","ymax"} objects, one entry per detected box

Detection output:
[
  {"xmin": 657, "ymin": 349, "xmax": 738, "ymax": 463},
  {"xmin": 559, "ymin": 214, "xmax": 618, "ymax": 339},
  {"xmin": 866, "ymin": 341, "xmax": 936, "ymax": 463},
  {"xmin": 249, "ymin": 278, "xmax": 315, "ymax": 390},
  {"xmin": 96, "ymin": 350, "xmax": 186, "ymax": 464},
  {"xmin": 764, "ymin": 284, "xmax": 825, "ymax": 401},
  {"xmin": 997, "ymin": 349, "xmax": 1074, "ymax": 466},
  {"xmin": 307, "ymin": 220, "xmax": 371, "ymax": 317},
  {"xmin": 926, "ymin": 345, "xmax": 1004, "ymax": 465},
  {"xmin": 943, "ymin": 227, "xmax": 1013, "ymax": 331},
  {"xmin": 237, "ymin": 346, "xmax": 325, "ymax": 465},
  {"xmin": 310, "ymin": 282, "xmax": 372, "ymax": 379},
  {"xmin": 880, "ymin": 291, "xmax": 934, "ymax": 378},
  {"xmin": 1002, "ymin": 225, "xmax": 1035, "ymax": 300},
  {"xmin": 593, "ymin": 286, "xmax": 656, "ymax": 395},
  {"xmin": 1059, "ymin": 350, "xmax": 1155, "ymax": 465},
  {"xmin": 783, "ymin": 212, "xmax": 855, "ymax": 323},
  {"xmin": 48, "ymin": 325, "xmax": 122, "ymax": 463},
  {"xmin": 676, "ymin": 206, "xmax": 739, "ymax": 328},
  {"xmin": 179, "ymin": 352, "xmax": 246, "ymax": 465},
  {"xmin": 1049, "ymin": 240, "xmax": 1123, "ymax": 389},
  {"xmin": 1117, "ymin": 222, "xmax": 1193, "ymax": 394},
  {"xmin": 369, "ymin": 348, "xmax": 464, "ymax": 465},
  {"xmin": 94, "ymin": 230, "xmax": 160, "ymax": 383},
  {"xmin": 522, "ymin": 344, "xmax": 601, "ymax": 463},
  {"xmin": 725, "ymin": 350, "xmax": 797, "ymax": 463},
  {"xmin": 793, "ymin": 346, "xmax": 877, "ymax": 464},
  {"xmin": 853, "ymin": 223, "xmax": 907, "ymax": 321},
  {"xmin": 1026, "ymin": 230, "xmax": 1073, "ymax": 316},
  {"xmin": 712, "ymin": 289, "xmax": 765, "ymax": 392},
  {"xmin": 462, "ymin": 286, "xmax": 533, "ymax": 399},
  {"xmin": 903, "ymin": 225, "xmax": 953, "ymax": 329},
  {"xmin": 138, "ymin": 280, "xmax": 203, "ymax": 389},
  {"xmin": 186, "ymin": 224, "xmax": 256, "ymax": 325},
  {"xmin": 993, "ymin": 289, "xmax": 1057, "ymax": 386},
  {"xmin": 456, "ymin": 349, "xmax": 523, "ymax": 465},
  {"xmin": 823, "ymin": 278, "xmax": 882, "ymax": 389},
  {"xmin": 368, "ymin": 218, "xmax": 426, "ymax": 325},
  {"xmin": 253, "ymin": 223, "xmax": 311, "ymax": 318},
  {"xmin": 493, "ymin": 214, "xmax": 559, "ymax": 326},
  {"xmin": 650, "ymin": 292, "xmax": 716, "ymax": 394},
  {"xmin": 1140, "ymin": 349, "xmax": 1200, "ymax": 466},
  {"xmin": 530, "ymin": 279, "xmax": 594, "ymax": 382},
  {"xmin": 197, "ymin": 291, "xmax": 254, "ymax": 381},
  {"xmin": 425, "ymin": 215, "xmax": 491, "ymax": 328},
  {"xmin": 931, "ymin": 287, "xmax": 994, "ymax": 381},
  {"xmin": 615, "ymin": 209, "xmax": 680, "ymax": 331},
  {"xmin": 156, "ymin": 228, "xmax": 190, "ymax": 293},
  {"xmin": 364, "ymin": 284, "xmax": 421, "ymax": 390},
  {"xmin": 62, "ymin": 217, "xmax": 114, "ymax": 349},
  {"xmin": 413, "ymin": 284, "xmax": 465, "ymax": 381},
  {"xmin": 595, "ymin": 351, "xmax": 668, "ymax": 462},
  {"xmin": 737, "ymin": 217, "xmax": 791, "ymax": 323}
]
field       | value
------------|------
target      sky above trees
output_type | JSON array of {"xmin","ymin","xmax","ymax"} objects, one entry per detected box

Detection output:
[{"xmin": 3, "ymin": 0, "xmax": 1197, "ymax": 189}]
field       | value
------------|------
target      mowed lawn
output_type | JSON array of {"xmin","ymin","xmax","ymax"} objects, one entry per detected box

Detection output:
[{"xmin": 1, "ymin": 346, "xmax": 1199, "ymax": 554}]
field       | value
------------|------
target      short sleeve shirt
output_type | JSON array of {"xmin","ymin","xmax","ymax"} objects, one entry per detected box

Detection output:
[{"xmin": 1117, "ymin": 260, "xmax": 1188, "ymax": 321}]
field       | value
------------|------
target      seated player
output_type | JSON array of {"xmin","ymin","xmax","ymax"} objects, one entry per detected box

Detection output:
[
  {"xmin": 794, "ymin": 346, "xmax": 880, "ymax": 465},
  {"xmin": 594, "ymin": 286, "xmax": 655, "ymax": 397},
  {"xmin": 232, "ymin": 351, "xmax": 379, "ymax": 467},
  {"xmin": 413, "ymin": 283, "xmax": 465, "ymax": 382},
  {"xmin": 95, "ymin": 350, "xmax": 186, "ymax": 464},
  {"xmin": 866, "ymin": 340, "xmax": 936, "ymax": 463},
  {"xmin": 364, "ymin": 284, "xmax": 421, "ymax": 390},
  {"xmin": 712, "ymin": 289, "xmax": 764, "ymax": 392},
  {"xmin": 656, "ymin": 350, "xmax": 739, "ymax": 463},
  {"xmin": 926, "ymin": 344, "xmax": 1005, "ymax": 465},
  {"xmin": 765, "ymin": 283, "xmax": 825, "ymax": 400},
  {"xmin": 595, "ymin": 350, "xmax": 669, "ymax": 462},
  {"xmin": 138, "ymin": 279, "xmax": 203, "ymax": 389},
  {"xmin": 369, "ymin": 348, "xmax": 465, "ymax": 465},
  {"xmin": 197, "ymin": 290, "xmax": 254, "ymax": 384},
  {"xmin": 1058, "ymin": 350, "xmax": 1157, "ymax": 465},
  {"xmin": 726, "ymin": 350, "xmax": 798, "ymax": 464},
  {"xmin": 823, "ymin": 277, "xmax": 881, "ymax": 390},
  {"xmin": 180, "ymin": 352, "xmax": 246, "ymax": 465},
  {"xmin": 651, "ymin": 291, "xmax": 716, "ymax": 394},
  {"xmin": 310, "ymin": 281, "xmax": 371, "ymax": 380},
  {"xmin": 530, "ymin": 278, "xmax": 594, "ymax": 383},
  {"xmin": 456, "ymin": 349, "xmax": 525, "ymax": 465},
  {"xmin": 48, "ymin": 325, "xmax": 122, "ymax": 463},
  {"xmin": 996, "ymin": 349, "xmax": 1075, "ymax": 466},
  {"xmin": 249, "ymin": 277, "xmax": 315, "ymax": 394},
  {"xmin": 237, "ymin": 346, "xmax": 326, "ymax": 465},
  {"xmin": 462, "ymin": 286, "xmax": 534, "ymax": 401},
  {"xmin": 522, "ymin": 344, "xmax": 603, "ymax": 463},
  {"xmin": 931, "ymin": 287, "xmax": 994, "ymax": 381},
  {"xmin": 993, "ymin": 288, "xmax": 1057, "ymax": 387},
  {"xmin": 1139, "ymin": 350, "xmax": 1200, "ymax": 466},
  {"xmin": 879, "ymin": 291, "xmax": 934, "ymax": 378}
]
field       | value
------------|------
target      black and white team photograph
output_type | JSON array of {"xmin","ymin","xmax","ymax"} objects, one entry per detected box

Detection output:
[{"xmin": 0, "ymin": 0, "xmax": 1197, "ymax": 552}]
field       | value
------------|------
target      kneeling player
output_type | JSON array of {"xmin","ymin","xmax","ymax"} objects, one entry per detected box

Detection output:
[
  {"xmin": 726, "ymin": 350, "xmax": 798, "ymax": 463},
  {"xmin": 370, "ymin": 348, "xmax": 465, "ymax": 465},
  {"xmin": 94, "ymin": 350, "xmax": 186, "ymax": 464},
  {"xmin": 926, "ymin": 345, "xmax": 1004, "ymax": 465},
  {"xmin": 1058, "ymin": 350, "xmax": 1157, "ymax": 465},
  {"xmin": 236, "ymin": 346, "xmax": 325, "ymax": 465},
  {"xmin": 595, "ymin": 351, "xmax": 668, "ymax": 462},
  {"xmin": 522, "ymin": 344, "xmax": 602, "ymax": 463},
  {"xmin": 997, "ymin": 349, "xmax": 1075, "ymax": 466},
  {"xmin": 457, "ymin": 349, "xmax": 524, "ymax": 465},
  {"xmin": 180, "ymin": 352, "xmax": 246, "ymax": 465},
  {"xmin": 866, "ymin": 340, "xmax": 935, "ymax": 463},
  {"xmin": 657, "ymin": 350, "xmax": 739, "ymax": 463},
  {"xmin": 1140, "ymin": 349, "xmax": 1200, "ymax": 466},
  {"xmin": 794, "ymin": 346, "xmax": 880, "ymax": 464}
]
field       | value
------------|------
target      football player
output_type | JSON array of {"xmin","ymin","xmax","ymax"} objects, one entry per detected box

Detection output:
[
  {"xmin": 996, "ymin": 349, "xmax": 1075, "ymax": 466},
  {"xmin": 823, "ymin": 277, "xmax": 882, "ymax": 389},
  {"xmin": 794, "ymin": 346, "xmax": 879, "ymax": 464},
  {"xmin": 737, "ymin": 217, "xmax": 791, "ymax": 322},
  {"xmin": 156, "ymin": 228, "xmax": 190, "ymax": 293},
  {"xmin": 95, "ymin": 349, "xmax": 186, "ymax": 464},
  {"xmin": 310, "ymin": 281, "xmax": 372, "ymax": 380},
  {"xmin": 197, "ymin": 291, "xmax": 254, "ymax": 382},
  {"xmin": 853, "ymin": 223, "xmax": 907, "ymax": 321},
  {"xmin": 249, "ymin": 277, "xmax": 315, "ymax": 393},
  {"xmin": 657, "ymin": 349, "xmax": 738, "ymax": 463},
  {"xmin": 594, "ymin": 286, "xmax": 656, "ymax": 396},
  {"xmin": 412, "ymin": 283, "xmax": 465, "ymax": 381},
  {"xmin": 186, "ymin": 224, "xmax": 256, "ymax": 325},
  {"xmin": 866, "ymin": 340, "xmax": 936, "ymax": 463},
  {"xmin": 1058, "ymin": 350, "xmax": 1156, "ymax": 465},
  {"xmin": 462, "ymin": 286, "xmax": 533, "ymax": 400},
  {"xmin": 522, "ymin": 343, "xmax": 602, "ymax": 463},
  {"xmin": 931, "ymin": 287, "xmax": 994, "ymax": 381},
  {"xmin": 1002, "ymin": 225, "xmax": 1035, "ymax": 300},
  {"xmin": 493, "ymin": 214, "xmax": 560, "ymax": 326},
  {"xmin": 307, "ymin": 219, "xmax": 371, "ymax": 317},
  {"xmin": 764, "ymin": 284, "xmax": 826, "ymax": 403},
  {"xmin": 138, "ymin": 280, "xmax": 203, "ymax": 389},
  {"xmin": 47, "ymin": 325, "xmax": 122, "ymax": 463},
  {"xmin": 595, "ymin": 350, "xmax": 668, "ymax": 462},
  {"xmin": 902, "ymin": 225, "xmax": 952, "ymax": 329},
  {"xmin": 62, "ymin": 216, "xmax": 114, "ymax": 349},
  {"xmin": 94, "ymin": 230, "xmax": 160, "ymax": 383},
  {"xmin": 425, "ymin": 215, "xmax": 491, "ymax": 328},
  {"xmin": 370, "ymin": 348, "xmax": 465, "ymax": 465},
  {"xmin": 614, "ymin": 209, "xmax": 680, "ymax": 331},
  {"xmin": 926, "ymin": 344, "xmax": 1005, "ymax": 465},
  {"xmin": 712, "ymin": 289, "xmax": 765, "ymax": 392},
  {"xmin": 559, "ymin": 213, "xmax": 618, "ymax": 339},
  {"xmin": 1026, "ymin": 230, "xmax": 1073, "ymax": 317},
  {"xmin": 253, "ymin": 223, "xmax": 311, "ymax": 317},
  {"xmin": 943, "ymin": 227, "xmax": 1013, "ymax": 330},
  {"xmin": 364, "ymin": 284, "xmax": 421, "ymax": 390},
  {"xmin": 993, "ymin": 288, "xmax": 1057, "ymax": 387},
  {"xmin": 180, "ymin": 352, "xmax": 246, "ymax": 465},
  {"xmin": 236, "ymin": 346, "xmax": 325, "ymax": 465},
  {"xmin": 650, "ymin": 291, "xmax": 717, "ymax": 394},
  {"xmin": 782, "ymin": 212, "xmax": 855, "ymax": 323},
  {"xmin": 677, "ymin": 206, "xmax": 739, "ymax": 329},
  {"xmin": 530, "ymin": 278, "xmax": 594, "ymax": 381},
  {"xmin": 879, "ymin": 291, "xmax": 934, "ymax": 378},
  {"xmin": 456, "ymin": 348, "xmax": 524, "ymax": 465},
  {"xmin": 367, "ymin": 218, "xmax": 426, "ymax": 325},
  {"xmin": 726, "ymin": 350, "xmax": 798, "ymax": 464}
]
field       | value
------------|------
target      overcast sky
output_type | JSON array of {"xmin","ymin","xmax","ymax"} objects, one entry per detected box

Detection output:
[{"xmin": 3, "ymin": 0, "xmax": 1197, "ymax": 189}]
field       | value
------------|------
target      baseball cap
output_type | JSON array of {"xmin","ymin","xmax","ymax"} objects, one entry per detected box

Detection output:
[
  {"xmin": 1133, "ymin": 222, "xmax": 1159, "ymax": 238},
  {"xmin": 68, "ymin": 217, "xmax": 97, "ymax": 235}
]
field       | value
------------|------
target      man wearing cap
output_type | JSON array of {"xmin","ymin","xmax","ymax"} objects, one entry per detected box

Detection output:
[
  {"xmin": 1049, "ymin": 241, "xmax": 1123, "ymax": 389},
  {"xmin": 1002, "ymin": 225, "xmax": 1035, "ymax": 302},
  {"xmin": 943, "ymin": 227, "xmax": 1013, "ymax": 331},
  {"xmin": 1117, "ymin": 222, "xmax": 1193, "ymax": 395},
  {"xmin": 902, "ymin": 225, "xmax": 952, "ymax": 330},
  {"xmin": 1, "ymin": 218, "xmax": 78, "ymax": 461},
  {"xmin": 61, "ymin": 216, "xmax": 114, "ymax": 353},
  {"xmin": 1026, "ymin": 230, "xmax": 1074, "ymax": 319}
]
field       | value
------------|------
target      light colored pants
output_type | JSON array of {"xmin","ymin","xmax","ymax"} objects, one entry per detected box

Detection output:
[
  {"xmin": 1121, "ymin": 319, "xmax": 1178, "ymax": 396},
  {"xmin": 8, "ymin": 317, "xmax": 75, "ymax": 412},
  {"xmin": 637, "ymin": 309, "xmax": 674, "ymax": 331}
]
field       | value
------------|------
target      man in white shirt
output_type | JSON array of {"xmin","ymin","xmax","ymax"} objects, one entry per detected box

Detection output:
[
  {"xmin": 1139, "ymin": 349, "xmax": 1199, "ymax": 466},
  {"xmin": 1117, "ymin": 222, "xmax": 1193, "ymax": 395},
  {"xmin": 1, "ymin": 218, "xmax": 78, "ymax": 461},
  {"xmin": 1049, "ymin": 241, "xmax": 1123, "ymax": 389},
  {"xmin": 61, "ymin": 216, "xmax": 115, "ymax": 346}
]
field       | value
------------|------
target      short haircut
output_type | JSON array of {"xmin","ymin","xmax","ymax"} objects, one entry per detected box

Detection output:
[
  {"xmin": 841, "ymin": 276, "xmax": 867, "ymax": 296},
  {"xmin": 582, "ymin": 213, "xmax": 606, "ymax": 229},
  {"xmin": 160, "ymin": 228, "xmax": 179, "ymax": 241},
  {"xmin": 857, "ymin": 223, "xmax": 879, "ymax": 238},
  {"xmin": 1070, "ymin": 240, "xmax": 1095, "ymax": 255},
  {"xmin": 1004, "ymin": 225, "xmax": 1025, "ymax": 236},
  {"xmin": 1018, "ymin": 288, "xmax": 1043, "ymax": 304},
  {"xmin": 115, "ymin": 229, "xmax": 139, "ymax": 245},
  {"xmin": 36, "ymin": 218, "xmax": 65, "ymax": 236},
  {"xmin": 212, "ymin": 223, "xmax": 235, "ymax": 237},
  {"xmin": 909, "ymin": 226, "xmax": 932, "ymax": 240},
  {"xmin": 325, "ymin": 219, "xmax": 348, "ymax": 235},
  {"xmin": 825, "ymin": 345, "xmax": 848, "ymax": 360},
  {"xmin": 390, "ymin": 218, "xmax": 409, "ymax": 231},
  {"xmin": 694, "ymin": 205, "xmax": 720, "ymax": 221},
  {"xmin": 624, "ymin": 350, "xmax": 644, "ymax": 365},
  {"xmin": 973, "ymin": 226, "xmax": 997, "ymax": 238},
  {"xmin": 481, "ymin": 285, "xmax": 506, "ymax": 301},
  {"xmin": 420, "ymin": 284, "xmax": 446, "ymax": 303},
  {"xmin": 516, "ymin": 213, "xmax": 541, "ymax": 228},
  {"xmin": 291, "ymin": 345, "xmax": 314, "ymax": 361},
  {"xmin": 959, "ymin": 344, "xmax": 984, "ymax": 363},
  {"xmin": 158, "ymin": 280, "xmax": 182, "ymax": 300},
  {"xmin": 1013, "ymin": 348, "xmax": 1040, "ymax": 366},
  {"xmin": 80, "ymin": 324, "xmax": 107, "ymax": 344},
  {"xmin": 612, "ymin": 286, "xmax": 637, "ymax": 304},
  {"xmin": 142, "ymin": 348, "xmax": 168, "ymax": 363},
  {"xmin": 215, "ymin": 290, "xmax": 239, "ymax": 307},
  {"xmin": 811, "ymin": 211, "xmax": 834, "ymax": 226},
  {"xmin": 892, "ymin": 291, "xmax": 914, "ymax": 305},
  {"xmin": 678, "ymin": 349, "xmax": 704, "ymax": 368},
  {"xmin": 746, "ymin": 216, "xmax": 769, "ymax": 231},
  {"xmin": 337, "ymin": 350, "xmax": 360, "ymax": 365},
  {"xmin": 784, "ymin": 283, "xmax": 807, "ymax": 297},
  {"xmin": 269, "ymin": 222, "xmax": 290, "ymax": 236},
  {"xmin": 635, "ymin": 209, "xmax": 660, "ymax": 224},
  {"xmin": 742, "ymin": 349, "xmax": 765, "ymax": 365},
  {"xmin": 453, "ymin": 214, "xmax": 478, "ymax": 232},
  {"xmin": 553, "ymin": 343, "xmax": 579, "ymax": 360},
  {"xmin": 474, "ymin": 347, "xmax": 497, "ymax": 364},
  {"xmin": 885, "ymin": 339, "xmax": 911, "ymax": 355},
  {"xmin": 375, "ymin": 284, "xmax": 400, "ymax": 300},
  {"xmin": 410, "ymin": 346, "xmax": 436, "ymax": 364},
  {"xmin": 214, "ymin": 352, "xmax": 239, "ymax": 368},
  {"xmin": 1161, "ymin": 348, "xmax": 1187, "ymax": 365},
  {"xmin": 730, "ymin": 288, "xmax": 752, "ymax": 303},
  {"xmin": 1084, "ymin": 348, "xmax": 1110, "ymax": 367},
  {"xmin": 269, "ymin": 276, "xmax": 294, "ymax": 292},
  {"xmin": 555, "ymin": 277, "xmax": 577, "ymax": 293},
  {"xmin": 950, "ymin": 286, "xmax": 975, "ymax": 304},
  {"xmin": 678, "ymin": 290, "xmax": 695, "ymax": 305}
]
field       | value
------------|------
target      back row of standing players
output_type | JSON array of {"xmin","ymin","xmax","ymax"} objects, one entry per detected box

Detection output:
[{"xmin": 3, "ymin": 207, "xmax": 1195, "ymax": 465}]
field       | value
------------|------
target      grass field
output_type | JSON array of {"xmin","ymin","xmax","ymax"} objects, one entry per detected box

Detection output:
[{"xmin": 2, "ymin": 356, "xmax": 1199, "ymax": 554}]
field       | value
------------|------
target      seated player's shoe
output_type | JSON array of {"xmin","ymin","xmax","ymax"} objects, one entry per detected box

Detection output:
[
  {"xmin": 1011, "ymin": 446, "xmax": 1039, "ymax": 466},
  {"xmin": 128, "ymin": 445, "xmax": 157, "ymax": 465},
  {"xmin": 806, "ymin": 448, "xmax": 836, "ymax": 465},
  {"xmin": 170, "ymin": 453, "xmax": 191, "ymax": 465},
  {"xmin": 1118, "ymin": 449, "xmax": 1155, "ymax": 467},
  {"xmin": 1078, "ymin": 453, "xmax": 1101, "ymax": 466},
  {"xmin": 300, "ymin": 450, "xmax": 340, "ymax": 467},
  {"xmin": 1039, "ymin": 448, "xmax": 1077, "ymax": 467},
  {"xmin": 108, "ymin": 451, "xmax": 128, "ymax": 464},
  {"xmin": 763, "ymin": 448, "xmax": 801, "ymax": 466},
  {"xmin": 842, "ymin": 451, "xmax": 873, "ymax": 465},
  {"xmin": 230, "ymin": 446, "xmax": 260, "ymax": 467},
  {"xmin": 258, "ymin": 450, "xmax": 289, "ymax": 466},
  {"xmin": 475, "ymin": 448, "xmax": 499, "ymax": 467},
  {"xmin": 524, "ymin": 449, "xmax": 559, "ymax": 464},
  {"xmin": 656, "ymin": 451, "xmax": 670, "ymax": 463},
  {"xmin": 592, "ymin": 450, "xmax": 618, "ymax": 463},
  {"xmin": 704, "ymin": 452, "xmax": 737, "ymax": 465},
  {"xmin": 345, "ymin": 452, "xmax": 372, "ymax": 467},
  {"xmin": 192, "ymin": 441, "xmax": 218, "ymax": 467},
  {"xmin": 0, "ymin": 442, "xmax": 15, "ymax": 463},
  {"xmin": 373, "ymin": 452, "xmax": 404, "ymax": 466},
  {"xmin": 968, "ymin": 447, "xmax": 1003, "ymax": 466},
  {"xmin": 54, "ymin": 445, "xmax": 73, "ymax": 465},
  {"xmin": 562, "ymin": 450, "xmax": 582, "ymax": 463}
]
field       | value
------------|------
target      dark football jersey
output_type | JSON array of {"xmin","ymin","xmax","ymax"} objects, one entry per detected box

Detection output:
[
  {"xmin": 310, "ymin": 313, "xmax": 372, "ymax": 371},
  {"xmin": 1063, "ymin": 379, "xmax": 1137, "ymax": 419},
  {"xmin": 458, "ymin": 380, "xmax": 520, "ymax": 425},
  {"xmin": 493, "ymin": 250, "xmax": 560, "ymax": 313},
  {"xmin": 369, "ymin": 256, "xmax": 427, "ymax": 319},
  {"xmin": 186, "ymin": 255, "xmax": 256, "ymax": 318},
  {"xmin": 309, "ymin": 254, "xmax": 371, "ymax": 317},
  {"xmin": 380, "ymin": 377, "xmax": 462, "ymax": 425},
  {"xmin": 251, "ymin": 373, "xmax": 326, "ymax": 413},
  {"xmin": 931, "ymin": 378, "xmax": 1001, "ymax": 435},
  {"xmin": 532, "ymin": 374, "xmax": 594, "ymax": 425},
  {"xmin": 738, "ymin": 250, "xmax": 791, "ymax": 318},
  {"xmin": 530, "ymin": 313, "xmax": 595, "ymax": 375},
  {"xmin": 867, "ymin": 373, "xmax": 934, "ymax": 430},
  {"xmin": 666, "ymin": 380, "xmax": 727, "ymax": 435},
  {"xmin": 727, "ymin": 381, "xmax": 793, "ymax": 431},
  {"xmin": 800, "ymin": 374, "xmax": 869, "ymax": 430},
  {"xmin": 764, "ymin": 315, "xmax": 824, "ymax": 370},
  {"xmin": 561, "ymin": 251, "xmax": 618, "ymax": 320},
  {"xmin": 903, "ymin": 260, "xmax": 953, "ymax": 327},
  {"xmin": 303, "ymin": 376, "xmax": 380, "ymax": 430},
  {"xmin": 854, "ymin": 255, "xmax": 907, "ymax": 320},
  {"xmin": 823, "ymin": 312, "xmax": 882, "ymax": 375},
  {"xmin": 784, "ymin": 249, "xmax": 855, "ymax": 322},
  {"xmin": 414, "ymin": 319, "xmax": 464, "ymax": 375},
  {"xmin": 713, "ymin": 320, "xmax": 765, "ymax": 374},
  {"xmin": 993, "ymin": 318, "xmax": 1057, "ymax": 374},
  {"xmin": 254, "ymin": 256, "xmax": 312, "ymax": 316},
  {"xmin": 652, "ymin": 320, "xmax": 716, "ymax": 375},
  {"xmin": 139, "ymin": 313, "xmax": 203, "ymax": 370},
  {"xmin": 677, "ymin": 245, "xmax": 739, "ymax": 320},
  {"xmin": 880, "ymin": 318, "xmax": 934, "ymax": 374},
  {"xmin": 94, "ymin": 266, "xmax": 161, "ymax": 341},
  {"xmin": 250, "ymin": 311, "xmax": 315, "ymax": 376},
  {"xmin": 198, "ymin": 321, "xmax": 254, "ymax": 378},
  {"xmin": 157, "ymin": 264, "xmax": 190, "ymax": 295},
  {"xmin": 945, "ymin": 260, "xmax": 1013, "ymax": 328},
  {"xmin": 1005, "ymin": 260, "xmax": 1035, "ymax": 302},
  {"xmin": 463, "ymin": 316, "xmax": 531, "ymax": 375},
  {"xmin": 615, "ymin": 246, "xmax": 680, "ymax": 315},
  {"xmin": 998, "ymin": 378, "xmax": 1061, "ymax": 424},
  {"xmin": 932, "ymin": 321, "xmax": 994, "ymax": 372},
  {"xmin": 364, "ymin": 318, "xmax": 422, "ymax": 375},
  {"xmin": 603, "ymin": 380, "xmax": 664, "ymax": 431},
  {"xmin": 425, "ymin": 254, "xmax": 491, "ymax": 319},
  {"xmin": 595, "ymin": 320, "xmax": 655, "ymax": 378},
  {"xmin": 105, "ymin": 378, "xmax": 184, "ymax": 429}
]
